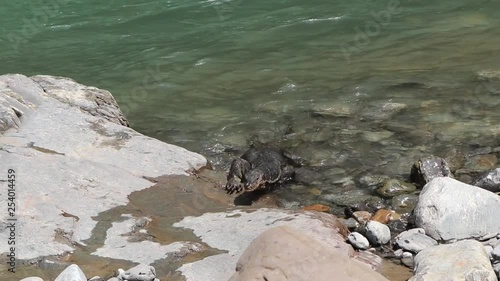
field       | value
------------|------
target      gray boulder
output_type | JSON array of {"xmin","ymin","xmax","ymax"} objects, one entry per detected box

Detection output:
[
  {"xmin": 395, "ymin": 229, "xmax": 437, "ymax": 253},
  {"xmin": 54, "ymin": 264, "xmax": 87, "ymax": 281},
  {"xmin": 410, "ymin": 155, "xmax": 453, "ymax": 188},
  {"xmin": 228, "ymin": 226, "xmax": 389, "ymax": 281},
  {"xmin": 365, "ymin": 221, "xmax": 391, "ymax": 245},
  {"xmin": 410, "ymin": 240, "xmax": 497, "ymax": 281},
  {"xmin": 348, "ymin": 232, "xmax": 370, "ymax": 250},
  {"xmin": 472, "ymin": 168, "xmax": 500, "ymax": 193},
  {"xmin": 414, "ymin": 177, "xmax": 500, "ymax": 241},
  {"xmin": 0, "ymin": 74, "xmax": 207, "ymax": 260}
]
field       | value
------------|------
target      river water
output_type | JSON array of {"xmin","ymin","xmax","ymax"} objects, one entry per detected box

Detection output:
[{"xmin": 1, "ymin": 0, "xmax": 499, "ymax": 279}]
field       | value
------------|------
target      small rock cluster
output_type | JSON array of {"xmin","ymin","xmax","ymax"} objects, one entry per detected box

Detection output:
[
  {"xmin": 19, "ymin": 264, "xmax": 159, "ymax": 281},
  {"xmin": 344, "ymin": 155, "xmax": 500, "ymax": 280}
]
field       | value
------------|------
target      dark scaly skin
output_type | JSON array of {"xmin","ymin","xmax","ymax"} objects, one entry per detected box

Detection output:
[{"xmin": 225, "ymin": 147, "xmax": 298, "ymax": 195}]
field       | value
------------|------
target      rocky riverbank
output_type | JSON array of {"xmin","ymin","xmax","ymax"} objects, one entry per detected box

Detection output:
[{"xmin": 1, "ymin": 74, "xmax": 500, "ymax": 281}]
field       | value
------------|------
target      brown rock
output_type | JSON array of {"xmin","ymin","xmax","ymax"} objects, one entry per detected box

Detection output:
[
  {"xmin": 303, "ymin": 204, "xmax": 331, "ymax": 212},
  {"xmin": 371, "ymin": 209, "xmax": 400, "ymax": 224},
  {"xmin": 353, "ymin": 211, "xmax": 372, "ymax": 224},
  {"xmin": 228, "ymin": 226, "xmax": 390, "ymax": 281}
]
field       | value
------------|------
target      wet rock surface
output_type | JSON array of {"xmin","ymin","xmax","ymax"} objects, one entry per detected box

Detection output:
[
  {"xmin": 376, "ymin": 179, "xmax": 416, "ymax": 198},
  {"xmin": 0, "ymin": 74, "xmax": 207, "ymax": 262},
  {"xmin": 472, "ymin": 168, "xmax": 500, "ymax": 193},
  {"xmin": 410, "ymin": 156, "xmax": 453, "ymax": 188}
]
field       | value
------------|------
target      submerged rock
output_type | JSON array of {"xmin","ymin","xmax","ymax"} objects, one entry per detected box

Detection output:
[
  {"xmin": 472, "ymin": 168, "xmax": 500, "ymax": 193},
  {"xmin": 371, "ymin": 209, "xmax": 400, "ymax": 224},
  {"xmin": 410, "ymin": 155, "xmax": 453, "ymax": 188},
  {"xmin": 410, "ymin": 240, "xmax": 496, "ymax": 281},
  {"xmin": 414, "ymin": 177, "xmax": 500, "ymax": 241},
  {"xmin": 376, "ymin": 179, "xmax": 416, "ymax": 198},
  {"xmin": 464, "ymin": 154, "xmax": 498, "ymax": 172},
  {"xmin": 228, "ymin": 226, "xmax": 389, "ymax": 281},
  {"xmin": 391, "ymin": 194, "xmax": 419, "ymax": 214}
]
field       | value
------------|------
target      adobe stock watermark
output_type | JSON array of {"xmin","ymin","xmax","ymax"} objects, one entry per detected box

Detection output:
[
  {"xmin": 118, "ymin": 62, "xmax": 170, "ymax": 118},
  {"xmin": 339, "ymin": 0, "xmax": 403, "ymax": 63},
  {"xmin": 5, "ymin": 0, "xmax": 117, "ymax": 53},
  {"xmin": 6, "ymin": 0, "xmax": 74, "ymax": 53},
  {"xmin": 212, "ymin": 0, "xmax": 243, "ymax": 21}
]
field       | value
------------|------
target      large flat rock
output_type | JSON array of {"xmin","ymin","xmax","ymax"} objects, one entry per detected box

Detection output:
[
  {"xmin": 414, "ymin": 177, "xmax": 500, "ymax": 241},
  {"xmin": 0, "ymin": 74, "xmax": 207, "ymax": 260}
]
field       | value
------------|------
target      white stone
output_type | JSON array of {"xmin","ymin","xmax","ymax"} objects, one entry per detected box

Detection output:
[
  {"xmin": 365, "ymin": 221, "xmax": 391, "ymax": 245},
  {"xmin": 55, "ymin": 264, "xmax": 86, "ymax": 281},
  {"xmin": 348, "ymin": 232, "xmax": 370, "ymax": 250}
]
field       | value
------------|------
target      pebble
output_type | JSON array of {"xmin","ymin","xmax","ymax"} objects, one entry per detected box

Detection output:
[
  {"xmin": 19, "ymin": 278, "xmax": 44, "ymax": 281},
  {"xmin": 348, "ymin": 232, "xmax": 370, "ymax": 250},
  {"xmin": 401, "ymin": 251, "xmax": 414, "ymax": 268},
  {"xmin": 344, "ymin": 217, "xmax": 360, "ymax": 230},
  {"xmin": 393, "ymin": 249, "xmax": 403, "ymax": 258},
  {"xmin": 303, "ymin": 204, "xmax": 331, "ymax": 212},
  {"xmin": 352, "ymin": 211, "xmax": 372, "ymax": 224},
  {"xmin": 371, "ymin": 209, "xmax": 400, "ymax": 224},
  {"xmin": 365, "ymin": 221, "xmax": 391, "ymax": 245},
  {"xmin": 394, "ymin": 228, "xmax": 436, "ymax": 254}
]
